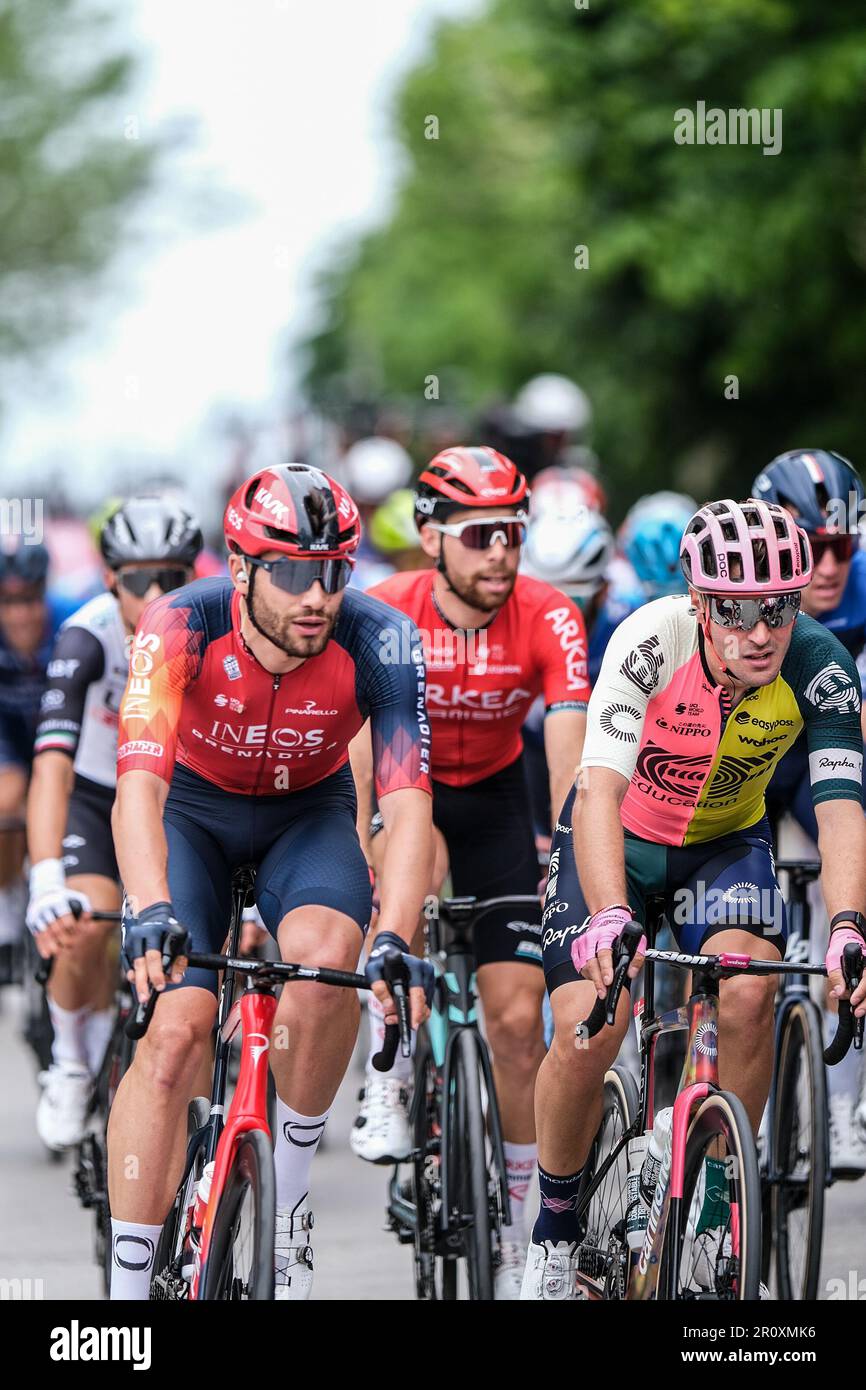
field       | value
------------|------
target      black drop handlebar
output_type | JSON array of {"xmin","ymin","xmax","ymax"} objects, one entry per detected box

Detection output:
[
  {"xmin": 578, "ymin": 927, "xmax": 864, "ymax": 1064},
  {"xmin": 123, "ymin": 947, "xmax": 409, "ymax": 1077}
]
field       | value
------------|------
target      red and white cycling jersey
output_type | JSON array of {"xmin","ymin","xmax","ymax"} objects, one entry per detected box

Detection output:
[{"xmin": 368, "ymin": 570, "xmax": 589, "ymax": 786}]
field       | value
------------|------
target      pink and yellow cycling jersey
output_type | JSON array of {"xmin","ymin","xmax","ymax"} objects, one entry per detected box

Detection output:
[{"xmin": 580, "ymin": 596, "xmax": 863, "ymax": 846}]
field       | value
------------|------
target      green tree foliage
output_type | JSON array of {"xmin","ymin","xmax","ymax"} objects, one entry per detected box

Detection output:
[
  {"xmin": 0, "ymin": 0, "xmax": 161, "ymax": 386},
  {"xmin": 303, "ymin": 0, "xmax": 866, "ymax": 504}
]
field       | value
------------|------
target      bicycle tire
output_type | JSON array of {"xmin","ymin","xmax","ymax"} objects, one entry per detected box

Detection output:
[
  {"xmin": 772, "ymin": 1000, "xmax": 826, "ymax": 1300},
  {"xmin": 150, "ymin": 1096, "xmax": 211, "ymax": 1298},
  {"xmin": 658, "ymin": 1090, "xmax": 761, "ymax": 1300},
  {"xmin": 577, "ymin": 1064, "xmax": 639, "ymax": 1299},
  {"xmin": 447, "ymin": 1029, "xmax": 494, "ymax": 1300},
  {"xmin": 200, "ymin": 1127, "xmax": 275, "ymax": 1301},
  {"xmin": 409, "ymin": 1032, "xmax": 440, "ymax": 1300}
]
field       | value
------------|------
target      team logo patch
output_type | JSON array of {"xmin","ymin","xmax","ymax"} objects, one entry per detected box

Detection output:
[
  {"xmin": 803, "ymin": 662, "xmax": 860, "ymax": 714},
  {"xmin": 620, "ymin": 636, "xmax": 664, "ymax": 696},
  {"xmin": 703, "ymin": 750, "xmax": 775, "ymax": 801},
  {"xmin": 223, "ymin": 655, "xmax": 242, "ymax": 681},
  {"xmin": 599, "ymin": 702, "xmax": 641, "ymax": 742},
  {"xmin": 633, "ymin": 743, "xmax": 712, "ymax": 798}
]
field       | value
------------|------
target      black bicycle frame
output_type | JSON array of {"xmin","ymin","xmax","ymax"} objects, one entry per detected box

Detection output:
[{"xmin": 434, "ymin": 899, "xmax": 511, "ymax": 1232}]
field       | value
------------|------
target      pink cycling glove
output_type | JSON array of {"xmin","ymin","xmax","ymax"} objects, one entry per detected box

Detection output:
[
  {"xmin": 571, "ymin": 905, "xmax": 646, "ymax": 978},
  {"xmin": 826, "ymin": 927, "xmax": 864, "ymax": 995}
]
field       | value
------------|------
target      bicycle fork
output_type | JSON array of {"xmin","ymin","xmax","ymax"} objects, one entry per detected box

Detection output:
[{"xmin": 190, "ymin": 984, "xmax": 277, "ymax": 1299}]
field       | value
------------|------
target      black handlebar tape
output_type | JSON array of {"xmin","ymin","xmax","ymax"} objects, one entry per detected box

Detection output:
[
  {"xmin": 125, "ymin": 984, "xmax": 159, "ymax": 1041},
  {"xmin": 577, "ymin": 921, "xmax": 644, "ymax": 1042},
  {"xmin": 34, "ymin": 955, "xmax": 53, "ymax": 987},
  {"xmin": 824, "ymin": 943, "xmax": 864, "ymax": 1065},
  {"xmin": 371, "ymin": 948, "xmax": 412, "ymax": 1072}
]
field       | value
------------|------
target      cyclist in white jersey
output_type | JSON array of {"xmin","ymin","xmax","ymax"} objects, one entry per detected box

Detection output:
[{"xmin": 26, "ymin": 496, "xmax": 202, "ymax": 1149}]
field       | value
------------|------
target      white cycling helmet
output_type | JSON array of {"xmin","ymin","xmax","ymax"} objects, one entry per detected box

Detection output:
[
  {"xmin": 340, "ymin": 437, "xmax": 414, "ymax": 506},
  {"xmin": 513, "ymin": 374, "xmax": 592, "ymax": 435},
  {"xmin": 521, "ymin": 508, "xmax": 614, "ymax": 599}
]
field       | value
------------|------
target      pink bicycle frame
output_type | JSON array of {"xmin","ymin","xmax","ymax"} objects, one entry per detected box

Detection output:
[
  {"xmin": 190, "ymin": 986, "xmax": 277, "ymax": 1300},
  {"xmin": 626, "ymin": 987, "xmax": 721, "ymax": 1301}
]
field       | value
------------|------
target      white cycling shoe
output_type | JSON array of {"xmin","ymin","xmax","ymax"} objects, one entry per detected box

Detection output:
[
  {"xmin": 36, "ymin": 1061, "xmax": 91, "ymax": 1151},
  {"xmin": 829, "ymin": 1094, "xmax": 866, "ymax": 1177},
  {"xmin": 274, "ymin": 1197, "xmax": 314, "ymax": 1300},
  {"xmin": 495, "ymin": 1240, "xmax": 527, "ymax": 1300},
  {"xmin": 520, "ymin": 1239, "xmax": 584, "ymax": 1300},
  {"xmin": 350, "ymin": 1077, "xmax": 412, "ymax": 1164}
]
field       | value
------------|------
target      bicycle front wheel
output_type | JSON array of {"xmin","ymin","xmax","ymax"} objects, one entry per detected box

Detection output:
[
  {"xmin": 445, "ymin": 1029, "xmax": 495, "ymax": 1300},
  {"xmin": 576, "ymin": 1064, "xmax": 639, "ymax": 1299},
  {"xmin": 772, "ymin": 1000, "xmax": 826, "ymax": 1300},
  {"xmin": 659, "ymin": 1091, "xmax": 761, "ymax": 1300},
  {"xmin": 201, "ymin": 1128, "xmax": 275, "ymax": 1301}
]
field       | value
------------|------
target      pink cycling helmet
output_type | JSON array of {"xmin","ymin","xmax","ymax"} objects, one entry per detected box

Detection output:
[{"xmin": 679, "ymin": 498, "xmax": 813, "ymax": 593}]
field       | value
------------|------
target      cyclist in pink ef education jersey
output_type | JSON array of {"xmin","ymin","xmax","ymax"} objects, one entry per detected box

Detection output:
[
  {"xmin": 521, "ymin": 498, "xmax": 866, "ymax": 1299},
  {"xmin": 108, "ymin": 464, "xmax": 433, "ymax": 1302}
]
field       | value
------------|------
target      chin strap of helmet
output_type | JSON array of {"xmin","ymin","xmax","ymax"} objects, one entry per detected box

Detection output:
[{"xmin": 239, "ymin": 561, "xmax": 273, "ymax": 647}]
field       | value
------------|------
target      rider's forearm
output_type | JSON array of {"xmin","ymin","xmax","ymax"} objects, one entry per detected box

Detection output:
[
  {"xmin": 572, "ymin": 767, "xmax": 629, "ymax": 915},
  {"xmin": 816, "ymin": 799, "xmax": 866, "ymax": 919},
  {"xmin": 26, "ymin": 751, "xmax": 75, "ymax": 864},
  {"xmin": 370, "ymin": 788, "xmax": 433, "ymax": 942},
  {"xmin": 112, "ymin": 771, "xmax": 171, "ymax": 912},
  {"xmin": 348, "ymin": 720, "xmax": 376, "ymax": 859},
  {"xmin": 545, "ymin": 710, "xmax": 587, "ymax": 827}
]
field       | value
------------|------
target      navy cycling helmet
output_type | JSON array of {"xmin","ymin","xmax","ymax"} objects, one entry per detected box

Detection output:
[
  {"xmin": 752, "ymin": 450, "xmax": 864, "ymax": 535},
  {"xmin": 0, "ymin": 537, "xmax": 50, "ymax": 586}
]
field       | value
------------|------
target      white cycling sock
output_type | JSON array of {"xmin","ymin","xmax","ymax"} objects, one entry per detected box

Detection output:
[
  {"xmin": 501, "ymin": 1141, "xmax": 537, "ymax": 1242},
  {"xmin": 825, "ymin": 1011, "xmax": 862, "ymax": 1100},
  {"xmin": 109, "ymin": 1219, "xmax": 162, "ymax": 1300},
  {"xmin": 365, "ymin": 994, "xmax": 414, "ymax": 1083},
  {"xmin": 84, "ymin": 1006, "xmax": 116, "ymax": 1076},
  {"xmin": 273, "ymin": 1098, "xmax": 330, "ymax": 1210},
  {"xmin": 48, "ymin": 998, "xmax": 90, "ymax": 1069}
]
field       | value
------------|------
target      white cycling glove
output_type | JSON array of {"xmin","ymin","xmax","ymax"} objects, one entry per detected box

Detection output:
[{"xmin": 26, "ymin": 858, "xmax": 91, "ymax": 936}]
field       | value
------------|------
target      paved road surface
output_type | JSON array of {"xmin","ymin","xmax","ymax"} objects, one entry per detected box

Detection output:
[{"xmin": 0, "ymin": 988, "xmax": 863, "ymax": 1301}]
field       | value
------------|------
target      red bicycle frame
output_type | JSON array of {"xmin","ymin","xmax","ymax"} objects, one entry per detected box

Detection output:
[{"xmin": 190, "ymin": 985, "xmax": 277, "ymax": 1300}]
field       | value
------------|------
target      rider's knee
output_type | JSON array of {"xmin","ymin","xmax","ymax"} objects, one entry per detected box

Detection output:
[
  {"xmin": 549, "ymin": 996, "xmax": 628, "ymax": 1068},
  {"xmin": 485, "ymin": 993, "xmax": 544, "ymax": 1069},
  {"xmin": 721, "ymin": 971, "xmax": 776, "ymax": 1033},
  {"xmin": 143, "ymin": 1008, "xmax": 211, "ymax": 1091}
]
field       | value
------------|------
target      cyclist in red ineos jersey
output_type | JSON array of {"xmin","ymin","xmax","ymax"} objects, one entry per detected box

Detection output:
[
  {"xmin": 349, "ymin": 446, "xmax": 589, "ymax": 1298},
  {"xmin": 107, "ymin": 462, "xmax": 433, "ymax": 1302}
]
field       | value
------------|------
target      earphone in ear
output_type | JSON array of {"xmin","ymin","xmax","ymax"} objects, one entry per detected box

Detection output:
[{"xmin": 238, "ymin": 566, "xmax": 249, "ymax": 583}]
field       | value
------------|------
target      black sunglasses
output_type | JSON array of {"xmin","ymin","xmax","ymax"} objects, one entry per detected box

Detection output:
[
  {"xmin": 244, "ymin": 554, "xmax": 353, "ymax": 596},
  {"xmin": 116, "ymin": 567, "xmax": 190, "ymax": 598}
]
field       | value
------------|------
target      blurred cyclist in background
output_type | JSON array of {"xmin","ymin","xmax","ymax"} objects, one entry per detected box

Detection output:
[
  {"xmin": 25, "ymin": 496, "xmax": 203, "ymax": 1150},
  {"xmin": 368, "ymin": 489, "xmax": 429, "ymax": 573},
  {"xmin": 513, "ymin": 374, "xmax": 593, "ymax": 477},
  {"xmin": 339, "ymin": 436, "xmax": 415, "ymax": 588},
  {"xmin": 618, "ymin": 491, "xmax": 697, "ymax": 600},
  {"xmin": 0, "ymin": 538, "xmax": 78, "ymax": 980},
  {"xmin": 753, "ymin": 448, "xmax": 866, "ymax": 1173}
]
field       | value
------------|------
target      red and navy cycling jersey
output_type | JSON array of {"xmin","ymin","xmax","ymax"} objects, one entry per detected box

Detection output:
[
  {"xmin": 116, "ymin": 577, "xmax": 431, "ymax": 799},
  {"xmin": 368, "ymin": 570, "xmax": 590, "ymax": 786}
]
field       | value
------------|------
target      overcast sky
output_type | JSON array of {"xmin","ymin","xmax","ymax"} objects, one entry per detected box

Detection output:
[{"xmin": 2, "ymin": 0, "xmax": 479, "ymax": 504}]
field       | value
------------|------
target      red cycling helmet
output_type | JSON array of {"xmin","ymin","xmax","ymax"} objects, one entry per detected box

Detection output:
[
  {"xmin": 224, "ymin": 464, "xmax": 361, "ymax": 560},
  {"xmin": 415, "ymin": 446, "xmax": 529, "ymax": 525}
]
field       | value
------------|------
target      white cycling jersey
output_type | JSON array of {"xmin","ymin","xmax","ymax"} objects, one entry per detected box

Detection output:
[{"xmin": 34, "ymin": 591, "xmax": 130, "ymax": 788}]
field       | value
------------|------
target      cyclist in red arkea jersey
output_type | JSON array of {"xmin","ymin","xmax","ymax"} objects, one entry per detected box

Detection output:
[
  {"xmin": 349, "ymin": 446, "xmax": 589, "ymax": 1299},
  {"xmin": 107, "ymin": 462, "xmax": 433, "ymax": 1303}
]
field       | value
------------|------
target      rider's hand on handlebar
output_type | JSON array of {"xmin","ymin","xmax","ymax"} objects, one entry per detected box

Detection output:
[
  {"xmin": 571, "ymin": 905, "xmax": 646, "ymax": 1000},
  {"xmin": 121, "ymin": 901, "xmax": 189, "ymax": 1003},
  {"xmin": 826, "ymin": 923, "xmax": 866, "ymax": 1017},
  {"xmin": 365, "ymin": 930, "xmax": 433, "ymax": 1029},
  {"xmin": 26, "ymin": 859, "xmax": 92, "ymax": 957}
]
